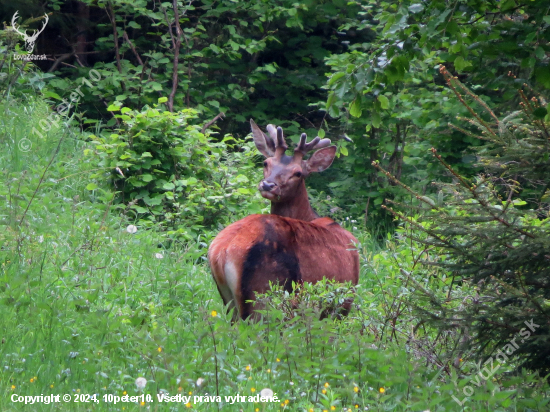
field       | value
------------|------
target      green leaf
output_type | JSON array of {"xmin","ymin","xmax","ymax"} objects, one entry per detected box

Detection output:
[
  {"xmin": 454, "ymin": 56, "xmax": 472, "ymax": 71},
  {"xmin": 535, "ymin": 66, "xmax": 550, "ymax": 88},
  {"xmin": 326, "ymin": 91, "xmax": 336, "ymax": 109},
  {"xmin": 340, "ymin": 146, "xmax": 348, "ymax": 156},
  {"xmin": 149, "ymin": 82, "xmax": 163, "ymax": 91},
  {"xmin": 128, "ymin": 21, "xmax": 141, "ymax": 29},
  {"xmin": 408, "ymin": 3, "xmax": 424, "ymax": 13},
  {"xmin": 533, "ymin": 107, "xmax": 547, "ymax": 119},
  {"xmin": 318, "ymin": 128, "xmax": 325, "ymax": 138},
  {"xmin": 43, "ymin": 91, "xmax": 62, "ymax": 100},
  {"xmin": 535, "ymin": 47, "xmax": 545, "ymax": 60},
  {"xmin": 349, "ymin": 99, "xmax": 362, "ymax": 117},
  {"xmin": 328, "ymin": 72, "xmax": 345, "ymax": 86},
  {"xmin": 378, "ymin": 95, "xmax": 390, "ymax": 110},
  {"xmin": 86, "ymin": 183, "xmax": 98, "ymax": 191},
  {"xmin": 371, "ymin": 111, "xmax": 381, "ymax": 128},
  {"xmin": 107, "ymin": 104, "xmax": 121, "ymax": 111},
  {"xmin": 158, "ymin": 97, "xmax": 168, "ymax": 104}
]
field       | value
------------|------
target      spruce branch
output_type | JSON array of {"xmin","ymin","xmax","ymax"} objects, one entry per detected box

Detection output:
[
  {"xmin": 372, "ymin": 161, "xmax": 441, "ymax": 210},
  {"xmin": 439, "ymin": 65, "xmax": 498, "ymax": 138}
]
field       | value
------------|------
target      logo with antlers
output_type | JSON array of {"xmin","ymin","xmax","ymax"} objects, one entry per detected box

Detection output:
[{"xmin": 11, "ymin": 11, "xmax": 49, "ymax": 53}]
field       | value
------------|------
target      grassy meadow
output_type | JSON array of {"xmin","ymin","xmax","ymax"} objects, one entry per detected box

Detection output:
[{"xmin": 1, "ymin": 96, "xmax": 549, "ymax": 412}]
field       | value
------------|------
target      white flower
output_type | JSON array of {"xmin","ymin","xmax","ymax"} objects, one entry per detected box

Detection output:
[
  {"xmin": 196, "ymin": 378, "xmax": 204, "ymax": 387},
  {"xmin": 353, "ymin": 226, "xmax": 357, "ymax": 231},
  {"xmin": 155, "ymin": 253, "xmax": 164, "ymax": 259},
  {"xmin": 260, "ymin": 388, "xmax": 273, "ymax": 398},
  {"xmin": 38, "ymin": 235, "xmax": 44, "ymax": 243},
  {"xmin": 135, "ymin": 377, "xmax": 147, "ymax": 390},
  {"xmin": 126, "ymin": 225, "xmax": 137, "ymax": 234},
  {"xmin": 289, "ymin": 381, "xmax": 294, "ymax": 386}
]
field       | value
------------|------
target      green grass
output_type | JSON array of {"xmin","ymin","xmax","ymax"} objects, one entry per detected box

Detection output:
[{"xmin": 1, "ymin": 96, "xmax": 549, "ymax": 411}]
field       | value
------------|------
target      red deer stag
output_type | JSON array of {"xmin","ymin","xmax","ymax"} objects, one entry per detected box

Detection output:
[{"xmin": 208, "ymin": 120, "xmax": 359, "ymax": 320}]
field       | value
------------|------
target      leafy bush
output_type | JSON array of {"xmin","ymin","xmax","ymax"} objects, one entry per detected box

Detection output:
[{"xmin": 87, "ymin": 101, "xmax": 265, "ymax": 238}]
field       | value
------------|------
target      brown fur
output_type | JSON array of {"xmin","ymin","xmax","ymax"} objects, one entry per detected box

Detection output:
[
  {"xmin": 208, "ymin": 120, "xmax": 360, "ymax": 320},
  {"xmin": 208, "ymin": 214, "xmax": 359, "ymax": 320}
]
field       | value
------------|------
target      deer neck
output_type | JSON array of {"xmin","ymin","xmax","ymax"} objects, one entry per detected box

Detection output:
[{"xmin": 270, "ymin": 180, "xmax": 319, "ymax": 222}]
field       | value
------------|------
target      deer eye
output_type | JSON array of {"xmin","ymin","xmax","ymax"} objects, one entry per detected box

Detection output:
[
  {"xmin": 263, "ymin": 161, "xmax": 268, "ymax": 168},
  {"xmin": 294, "ymin": 171, "xmax": 302, "ymax": 178}
]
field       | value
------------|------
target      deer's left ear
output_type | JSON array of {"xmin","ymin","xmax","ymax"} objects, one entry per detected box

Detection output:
[{"xmin": 304, "ymin": 146, "xmax": 337, "ymax": 175}]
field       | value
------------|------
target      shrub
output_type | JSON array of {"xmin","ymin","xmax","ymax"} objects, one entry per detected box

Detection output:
[{"xmin": 87, "ymin": 100, "xmax": 265, "ymax": 239}]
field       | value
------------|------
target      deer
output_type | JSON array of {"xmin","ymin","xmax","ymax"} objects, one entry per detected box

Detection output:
[
  {"xmin": 11, "ymin": 12, "xmax": 49, "ymax": 53},
  {"xmin": 208, "ymin": 120, "xmax": 360, "ymax": 321}
]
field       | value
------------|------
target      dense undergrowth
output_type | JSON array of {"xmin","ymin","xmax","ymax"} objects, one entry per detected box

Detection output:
[{"xmin": 1, "ymin": 94, "xmax": 549, "ymax": 412}]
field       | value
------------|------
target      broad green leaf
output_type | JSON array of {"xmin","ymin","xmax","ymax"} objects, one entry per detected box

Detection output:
[
  {"xmin": 533, "ymin": 107, "xmax": 547, "ymax": 119},
  {"xmin": 326, "ymin": 91, "xmax": 336, "ymax": 109},
  {"xmin": 454, "ymin": 56, "xmax": 472, "ymax": 71},
  {"xmin": 158, "ymin": 97, "xmax": 168, "ymax": 104},
  {"xmin": 349, "ymin": 99, "xmax": 362, "ymax": 117},
  {"xmin": 86, "ymin": 183, "xmax": 98, "ymax": 190},
  {"xmin": 371, "ymin": 111, "xmax": 381, "ymax": 128},
  {"xmin": 378, "ymin": 95, "xmax": 390, "ymax": 110},
  {"xmin": 408, "ymin": 3, "xmax": 424, "ymax": 13},
  {"xmin": 318, "ymin": 128, "xmax": 325, "ymax": 138},
  {"xmin": 328, "ymin": 72, "xmax": 345, "ymax": 86}
]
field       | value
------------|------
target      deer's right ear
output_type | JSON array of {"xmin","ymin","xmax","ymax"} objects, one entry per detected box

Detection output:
[{"xmin": 250, "ymin": 119, "xmax": 275, "ymax": 158}]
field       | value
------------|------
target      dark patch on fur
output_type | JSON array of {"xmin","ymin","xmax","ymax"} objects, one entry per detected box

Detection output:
[{"xmin": 241, "ymin": 221, "xmax": 300, "ymax": 319}]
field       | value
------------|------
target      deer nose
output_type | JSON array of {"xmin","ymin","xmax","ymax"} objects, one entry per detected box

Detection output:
[{"xmin": 260, "ymin": 180, "xmax": 276, "ymax": 192}]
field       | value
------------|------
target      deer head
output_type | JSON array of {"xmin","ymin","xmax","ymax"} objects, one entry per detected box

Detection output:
[
  {"xmin": 250, "ymin": 119, "xmax": 336, "ymax": 221},
  {"xmin": 11, "ymin": 11, "xmax": 49, "ymax": 53}
]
